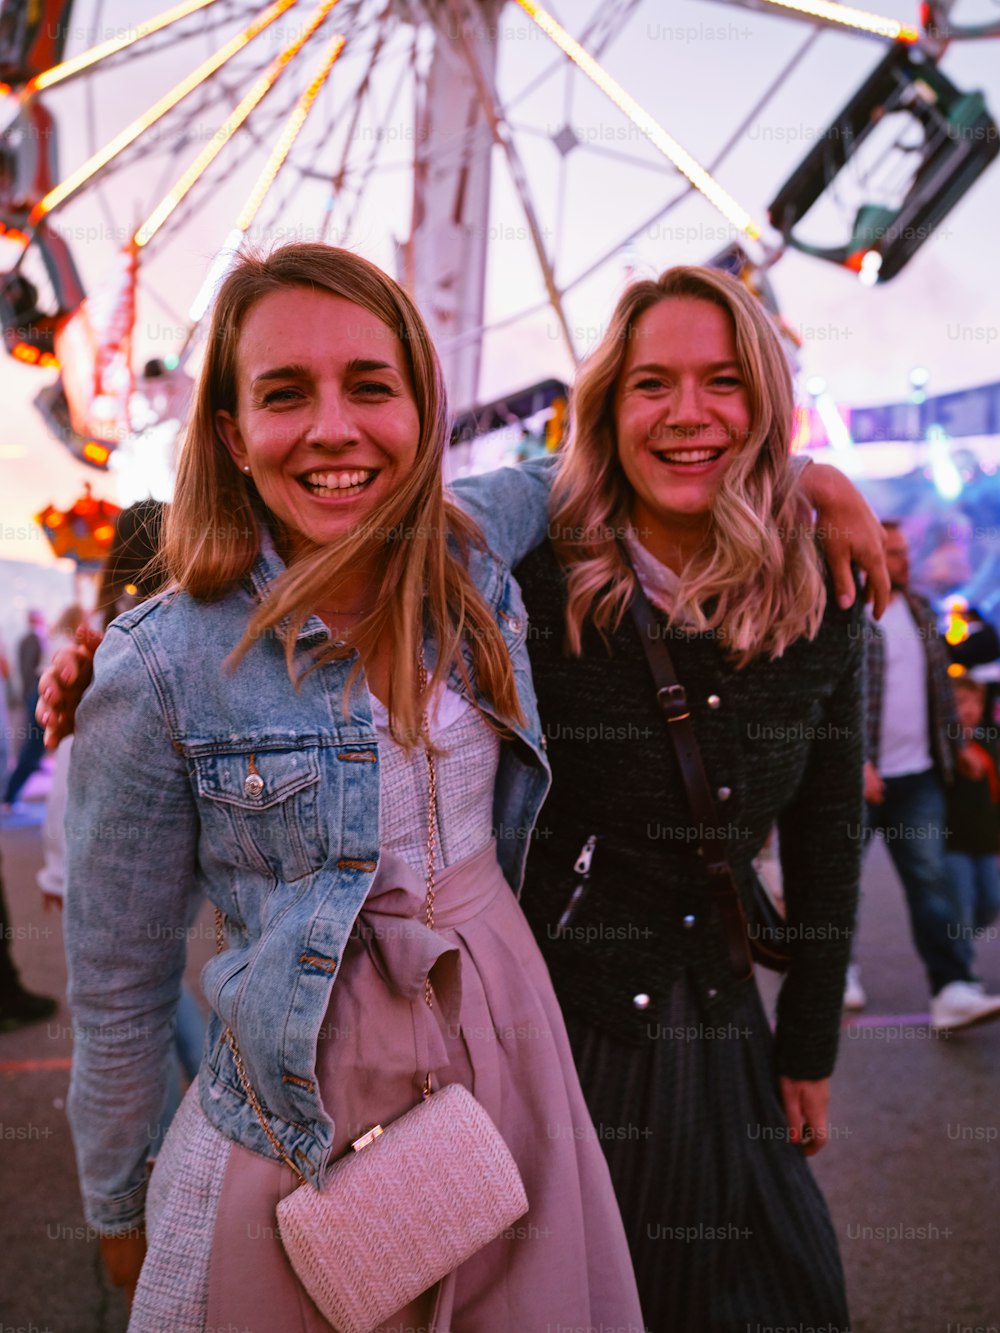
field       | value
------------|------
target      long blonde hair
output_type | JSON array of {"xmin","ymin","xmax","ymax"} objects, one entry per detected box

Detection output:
[
  {"xmin": 549, "ymin": 265, "xmax": 826, "ymax": 664},
  {"xmin": 164, "ymin": 243, "xmax": 523, "ymax": 743}
]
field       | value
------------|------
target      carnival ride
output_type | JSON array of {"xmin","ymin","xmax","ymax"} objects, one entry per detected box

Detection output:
[{"xmin": 0, "ymin": 0, "xmax": 998, "ymax": 498}]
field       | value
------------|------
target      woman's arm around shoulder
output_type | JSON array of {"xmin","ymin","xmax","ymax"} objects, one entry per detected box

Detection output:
[
  {"xmin": 447, "ymin": 455, "xmax": 556, "ymax": 568},
  {"xmin": 65, "ymin": 621, "xmax": 200, "ymax": 1236},
  {"xmin": 797, "ymin": 460, "xmax": 889, "ymax": 616}
]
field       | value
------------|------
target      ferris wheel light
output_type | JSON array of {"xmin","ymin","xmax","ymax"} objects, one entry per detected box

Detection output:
[
  {"xmin": 135, "ymin": 1, "xmax": 342, "ymax": 249},
  {"xmin": 29, "ymin": 0, "xmax": 302, "ymax": 226},
  {"xmin": 812, "ymin": 387, "xmax": 854, "ymax": 450},
  {"xmin": 236, "ymin": 32, "xmax": 347, "ymax": 233},
  {"xmin": 729, "ymin": 0, "xmax": 919, "ymax": 43},
  {"xmin": 186, "ymin": 30, "xmax": 346, "ymax": 324},
  {"xmin": 511, "ymin": 0, "xmax": 763, "ymax": 241},
  {"xmin": 857, "ymin": 250, "xmax": 882, "ymax": 286},
  {"xmin": 27, "ymin": 0, "xmax": 225, "ymax": 94}
]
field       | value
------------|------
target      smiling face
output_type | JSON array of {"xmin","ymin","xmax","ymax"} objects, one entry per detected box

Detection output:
[
  {"xmin": 613, "ymin": 295, "xmax": 752, "ymax": 566},
  {"xmin": 215, "ymin": 286, "xmax": 421, "ymax": 560}
]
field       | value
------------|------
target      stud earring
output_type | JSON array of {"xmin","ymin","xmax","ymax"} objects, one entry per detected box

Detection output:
[{"xmin": 242, "ymin": 465, "xmax": 251, "ymax": 474}]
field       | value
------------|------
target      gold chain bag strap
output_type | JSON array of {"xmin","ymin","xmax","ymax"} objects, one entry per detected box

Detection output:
[{"xmin": 216, "ymin": 661, "xmax": 528, "ymax": 1333}]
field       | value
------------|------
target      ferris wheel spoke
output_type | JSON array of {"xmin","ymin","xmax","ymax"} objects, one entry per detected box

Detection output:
[
  {"xmin": 504, "ymin": 0, "xmax": 644, "ymax": 114},
  {"xmin": 25, "ymin": 0, "xmax": 228, "ymax": 93},
  {"xmin": 317, "ymin": 1, "xmax": 396, "ymax": 240},
  {"xmin": 443, "ymin": 0, "xmax": 579, "ymax": 366},
  {"xmin": 181, "ymin": 26, "xmax": 348, "ymax": 337},
  {"xmin": 701, "ymin": 0, "xmax": 919, "ymax": 45},
  {"xmin": 511, "ymin": 0, "xmax": 764, "ymax": 242},
  {"xmin": 133, "ymin": 0, "xmax": 346, "ymax": 249},
  {"xmin": 329, "ymin": 40, "xmax": 414, "ymax": 241},
  {"xmin": 28, "ymin": 0, "xmax": 305, "ymax": 228},
  {"xmin": 508, "ymin": 120, "xmax": 670, "ymax": 175}
]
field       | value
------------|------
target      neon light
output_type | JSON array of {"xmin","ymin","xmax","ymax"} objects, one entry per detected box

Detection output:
[
  {"xmin": 135, "ymin": 1, "xmax": 341, "ymax": 249},
  {"xmin": 29, "ymin": 0, "xmax": 301, "ymax": 224},
  {"xmin": 945, "ymin": 607, "xmax": 969, "ymax": 647},
  {"xmin": 928, "ymin": 424, "xmax": 962, "ymax": 500},
  {"xmin": 511, "ymin": 0, "xmax": 762, "ymax": 240},
  {"xmin": 814, "ymin": 391, "xmax": 854, "ymax": 450},
  {"xmin": 27, "ymin": 0, "xmax": 224, "ymax": 93},
  {"xmin": 742, "ymin": 0, "xmax": 919, "ymax": 44}
]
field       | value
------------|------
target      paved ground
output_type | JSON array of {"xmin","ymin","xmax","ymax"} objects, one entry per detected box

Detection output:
[{"xmin": 1, "ymin": 792, "xmax": 998, "ymax": 1333}]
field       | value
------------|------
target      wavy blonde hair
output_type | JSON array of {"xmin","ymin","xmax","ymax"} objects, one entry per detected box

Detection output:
[
  {"xmin": 164, "ymin": 243, "xmax": 522, "ymax": 744},
  {"xmin": 549, "ymin": 265, "xmax": 826, "ymax": 664}
]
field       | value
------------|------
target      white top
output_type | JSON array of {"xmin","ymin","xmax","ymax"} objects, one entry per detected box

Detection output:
[
  {"xmin": 876, "ymin": 594, "xmax": 932, "ymax": 777},
  {"xmin": 624, "ymin": 531, "xmax": 697, "ymax": 625},
  {"xmin": 369, "ymin": 683, "xmax": 500, "ymax": 871}
]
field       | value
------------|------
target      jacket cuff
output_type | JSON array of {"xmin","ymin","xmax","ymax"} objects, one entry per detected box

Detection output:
[{"xmin": 82, "ymin": 1179, "xmax": 147, "ymax": 1234}]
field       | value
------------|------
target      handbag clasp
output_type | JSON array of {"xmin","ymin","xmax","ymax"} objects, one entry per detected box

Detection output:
[{"xmin": 351, "ymin": 1125, "xmax": 385, "ymax": 1152}]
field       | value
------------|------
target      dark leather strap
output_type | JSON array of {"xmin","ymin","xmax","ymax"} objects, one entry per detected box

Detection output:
[{"xmin": 628, "ymin": 575, "xmax": 754, "ymax": 982}]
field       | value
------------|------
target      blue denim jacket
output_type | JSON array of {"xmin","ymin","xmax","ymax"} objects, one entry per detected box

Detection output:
[{"xmin": 65, "ymin": 460, "xmax": 553, "ymax": 1231}]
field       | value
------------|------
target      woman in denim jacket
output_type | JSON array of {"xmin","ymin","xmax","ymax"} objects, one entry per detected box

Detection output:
[{"xmin": 64, "ymin": 244, "xmax": 645, "ymax": 1333}]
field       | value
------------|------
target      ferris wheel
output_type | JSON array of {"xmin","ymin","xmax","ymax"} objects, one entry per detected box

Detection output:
[{"xmin": 0, "ymin": 0, "xmax": 997, "ymax": 488}]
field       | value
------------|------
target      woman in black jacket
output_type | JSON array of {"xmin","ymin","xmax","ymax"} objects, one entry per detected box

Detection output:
[{"xmin": 516, "ymin": 265, "xmax": 862, "ymax": 1333}]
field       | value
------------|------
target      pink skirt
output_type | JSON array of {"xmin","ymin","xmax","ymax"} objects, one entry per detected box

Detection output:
[{"xmin": 205, "ymin": 841, "xmax": 644, "ymax": 1331}]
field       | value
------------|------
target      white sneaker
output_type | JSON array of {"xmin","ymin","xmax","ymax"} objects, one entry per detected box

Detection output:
[
  {"xmin": 930, "ymin": 981, "xmax": 1000, "ymax": 1031},
  {"xmin": 843, "ymin": 964, "xmax": 867, "ymax": 1011}
]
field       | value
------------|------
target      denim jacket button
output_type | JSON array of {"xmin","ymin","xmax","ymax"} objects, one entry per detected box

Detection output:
[
  {"xmin": 244, "ymin": 774, "xmax": 265, "ymax": 799},
  {"xmin": 508, "ymin": 617, "xmax": 522, "ymax": 635}
]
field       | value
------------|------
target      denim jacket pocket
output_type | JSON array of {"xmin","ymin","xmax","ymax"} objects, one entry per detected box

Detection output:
[{"xmin": 192, "ymin": 745, "xmax": 326, "ymax": 883}]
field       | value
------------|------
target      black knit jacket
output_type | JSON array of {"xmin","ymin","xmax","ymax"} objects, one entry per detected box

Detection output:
[{"xmin": 515, "ymin": 540, "xmax": 864, "ymax": 1081}]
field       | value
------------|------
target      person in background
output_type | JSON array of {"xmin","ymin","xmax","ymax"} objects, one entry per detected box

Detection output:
[
  {"xmin": 0, "ymin": 635, "xmax": 11, "ymax": 780},
  {"xmin": 1, "ymin": 622, "xmax": 57, "ymax": 1029},
  {"xmin": 945, "ymin": 675, "xmax": 1000, "ymax": 975},
  {"xmin": 861, "ymin": 520, "xmax": 1000, "ymax": 1028},
  {"xmin": 0, "ymin": 849, "xmax": 58, "ymax": 1030},
  {"xmin": 3, "ymin": 609, "xmax": 48, "ymax": 810}
]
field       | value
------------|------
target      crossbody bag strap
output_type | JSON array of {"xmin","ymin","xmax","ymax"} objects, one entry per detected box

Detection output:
[{"xmin": 626, "ymin": 573, "xmax": 754, "ymax": 983}]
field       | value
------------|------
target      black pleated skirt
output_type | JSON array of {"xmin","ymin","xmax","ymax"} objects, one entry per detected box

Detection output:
[{"xmin": 564, "ymin": 972, "xmax": 851, "ymax": 1333}]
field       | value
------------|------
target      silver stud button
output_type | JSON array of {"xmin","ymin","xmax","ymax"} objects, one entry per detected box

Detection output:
[
  {"xmin": 244, "ymin": 773, "xmax": 264, "ymax": 799},
  {"xmin": 707, "ymin": 694, "xmax": 721, "ymax": 710},
  {"xmin": 682, "ymin": 914, "xmax": 696, "ymax": 929},
  {"xmin": 632, "ymin": 993, "xmax": 651, "ymax": 1011},
  {"xmin": 717, "ymin": 786, "xmax": 732, "ymax": 801},
  {"xmin": 508, "ymin": 617, "xmax": 522, "ymax": 635}
]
